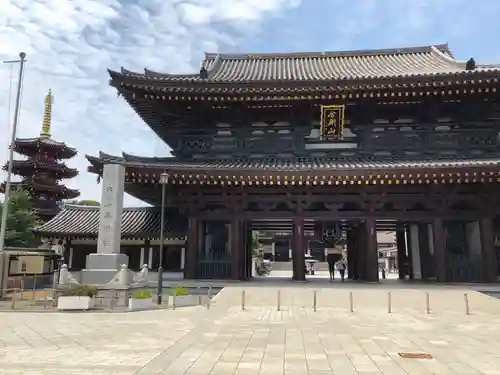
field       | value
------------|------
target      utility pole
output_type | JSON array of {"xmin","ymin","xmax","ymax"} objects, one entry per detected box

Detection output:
[
  {"xmin": 0, "ymin": 52, "xmax": 27, "ymax": 299},
  {"xmin": 0, "ymin": 52, "xmax": 27, "ymax": 252}
]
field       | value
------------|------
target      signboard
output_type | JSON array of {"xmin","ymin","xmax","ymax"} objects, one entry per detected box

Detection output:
[{"xmin": 320, "ymin": 104, "xmax": 345, "ymax": 140}]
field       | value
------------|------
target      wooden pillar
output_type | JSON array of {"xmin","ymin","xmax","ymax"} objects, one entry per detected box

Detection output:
[
  {"xmin": 396, "ymin": 225, "xmax": 406, "ymax": 280},
  {"xmin": 185, "ymin": 217, "xmax": 199, "ymax": 279},
  {"xmin": 418, "ymin": 223, "xmax": 431, "ymax": 280},
  {"xmin": 230, "ymin": 219, "xmax": 242, "ymax": 280},
  {"xmin": 346, "ymin": 228, "xmax": 355, "ymax": 279},
  {"xmin": 406, "ymin": 226, "xmax": 414, "ymax": 279},
  {"xmin": 433, "ymin": 218, "xmax": 446, "ymax": 282},
  {"xmin": 355, "ymin": 224, "xmax": 366, "ymax": 280},
  {"xmin": 365, "ymin": 218, "xmax": 378, "ymax": 282},
  {"xmin": 245, "ymin": 222, "xmax": 253, "ymax": 279},
  {"xmin": 292, "ymin": 218, "xmax": 306, "ymax": 282},
  {"xmin": 480, "ymin": 217, "xmax": 498, "ymax": 283},
  {"xmin": 352, "ymin": 226, "xmax": 359, "ymax": 280}
]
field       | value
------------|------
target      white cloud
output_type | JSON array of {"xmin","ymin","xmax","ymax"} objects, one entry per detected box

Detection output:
[{"xmin": 0, "ymin": 0, "xmax": 300, "ymax": 206}]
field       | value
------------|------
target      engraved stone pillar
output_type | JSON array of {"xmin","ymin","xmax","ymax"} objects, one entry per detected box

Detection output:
[{"xmin": 81, "ymin": 164, "xmax": 128, "ymax": 284}]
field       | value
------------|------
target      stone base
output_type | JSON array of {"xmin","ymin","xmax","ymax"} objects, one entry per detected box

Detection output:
[{"xmin": 80, "ymin": 253, "xmax": 129, "ymax": 285}]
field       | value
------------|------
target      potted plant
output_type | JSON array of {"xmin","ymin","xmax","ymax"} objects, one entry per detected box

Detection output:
[
  {"xmin": 168, "ymin": 287, "xmax": 198, "ymax": 308},
  {"xmin": 57, "ymin": 284, "xmax": 98, "ymax": 311},
  {"xmin": 128, "ymin": 289, "xmax": 153, "ymax": 310}
]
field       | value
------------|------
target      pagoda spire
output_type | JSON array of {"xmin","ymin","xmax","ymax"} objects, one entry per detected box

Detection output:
[{"xmin": 40, "ymin": 89, "xmax": 53, "ymax": 138}]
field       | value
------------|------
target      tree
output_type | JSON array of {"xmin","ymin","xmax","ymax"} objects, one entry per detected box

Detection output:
[
  {"xmin": 67, "ymin": 199, "xmax": 100, "ymax": 206},
  {"xmin": 251, "ymin": 231, "xmax": 260, "ymax": 257},
  {"xmin": 0, "ymin": 189, "xmax": 39, "ymax": 248}
]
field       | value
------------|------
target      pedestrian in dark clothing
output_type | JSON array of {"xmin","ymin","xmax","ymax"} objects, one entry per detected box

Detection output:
[{"xmin": 328, "ymin": 260, "xmax": 335, "ymax": 281}]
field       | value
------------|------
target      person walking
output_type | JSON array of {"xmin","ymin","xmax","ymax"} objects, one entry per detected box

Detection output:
[
  {"xmin": 328, "ymin": 258, "xmax": 336, "ymax": 281},
  {"xmin": 336, "ymin": 258, "xmax": 347, "ymax": 282}
]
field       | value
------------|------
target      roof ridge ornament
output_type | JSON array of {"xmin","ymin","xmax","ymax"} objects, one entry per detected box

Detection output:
[
  {"xmin": 199, "ymin": 66, "xmax": 208, "ymax": 79},
  {"xmin": 40, "ymin": 89, "xmax": 53, "ymax": 138},
  {"xmin": 466, "ymin": 57, "xmax": 476, "ymax": 71}
]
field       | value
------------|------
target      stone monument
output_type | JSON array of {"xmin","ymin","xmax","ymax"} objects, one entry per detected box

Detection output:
[{"xmin": 80, "ymin": 164, "xmax": 129, "ymax": 284}]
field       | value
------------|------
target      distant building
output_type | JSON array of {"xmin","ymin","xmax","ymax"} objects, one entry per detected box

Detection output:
[{"xmin": 0, "ymin": 90, "xmax": 79, "ymax": 222}]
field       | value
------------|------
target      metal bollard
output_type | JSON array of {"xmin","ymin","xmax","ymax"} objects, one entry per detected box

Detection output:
[
  {"xmin": 425, "ymin": 292, "xmax": 430, "ymax": 314},
  {"xmin": 349, "ymin": 291, "xmax": 354, "ymax": 312},
  {"xmin": 388, "ymin": 292, "xmax": 392, "ymax": 313},
  {"xmin": 464, "ymin": 293, "xmax": 470, "ymax": 315},
  {"xmin": 241, "ymin": 290, "xmax": 246, "ymax": 311},
  {"xmin": 208, "ymin": 284, "xmax": 212, "ymax": 299},
  {"xmin": 206, "ymin": 288, "xmax": 211, "ymax": 310},
  {"xmin": 43, "ymin": 294, "xmax": 48, "ymax": 309},
  {"xmin": 197, "ymin": 295, "xmax": 202, "ymax": 305},
  {"xmin": 20, "ymin": 279, "xmax": 24, "ymax": 300},
  {"xmin": 10, "ymin": 294, "xmax": 15, "ymax": 310},
  {"xmin": 277, "ymin": 290, "xmax": 281, "ymax": 311},
  {"xmin": 313, "ymin": 290, "xmax": 317, "ymax": 312},
  {"xmin": 173, "ymin": 293, "xmax": 177, "ymax": 310},
  {"xmin": 32, "ymin": 274, "xmax": 37, "ymax": 300}
]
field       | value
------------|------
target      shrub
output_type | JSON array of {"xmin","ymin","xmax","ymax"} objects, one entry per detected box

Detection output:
[
  {"xmin": 61, "ymin": 284, "xmax": 98, "ymax": 298},
  {"xmin": 134, "ymin": 289, "xmax": 153, "ymax": 299},
  {"xmin": 170, "ymin": 287, "xmax": 188, "ymax": 296}
]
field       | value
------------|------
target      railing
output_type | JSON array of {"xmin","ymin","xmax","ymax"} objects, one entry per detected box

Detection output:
[
  {"xmin": 445, "ymin": 254, "xmax": 483, "ymax": 282},
  {"xmin": 197, "ymin": 251, "xmax": 231, "ymax": 279}
]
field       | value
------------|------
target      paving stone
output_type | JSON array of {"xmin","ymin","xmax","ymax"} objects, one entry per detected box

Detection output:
[{"xmin": 0, "ymin": 284, "xmax": 500, "ymax": 374}]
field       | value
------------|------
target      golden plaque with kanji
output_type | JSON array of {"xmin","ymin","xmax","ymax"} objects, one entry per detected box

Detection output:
[{"xmin": 320, "ymin": 105, "xmax": 345, "ymax": 139}]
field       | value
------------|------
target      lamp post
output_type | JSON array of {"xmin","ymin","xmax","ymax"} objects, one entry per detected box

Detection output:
[
  {"xmin": 0, "ymin": 52, "xmax": 27, "ymax": 253},
  {"xmin": 156, "ymin": 172, "xmax": 169, "ymax": 305}
]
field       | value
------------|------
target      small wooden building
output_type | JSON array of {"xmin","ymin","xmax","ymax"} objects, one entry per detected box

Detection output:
[{"xmin": 33, "ymin": 205, "xmax": 186, "ymax": 271}]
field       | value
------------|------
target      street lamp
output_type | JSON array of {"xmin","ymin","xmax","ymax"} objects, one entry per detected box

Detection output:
[{"xmin": 156, "ymin": 172, "xmax": 169, "ymax": 305}]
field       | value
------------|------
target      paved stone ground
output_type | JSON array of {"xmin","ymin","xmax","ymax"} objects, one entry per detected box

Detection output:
[{"xmin": 1, "ymin": 284, "xmax": 500, "ymax": 375}]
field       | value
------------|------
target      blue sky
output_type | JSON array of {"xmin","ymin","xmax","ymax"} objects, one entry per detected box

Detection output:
[{"xmin": 1, "ymin": 0, "xmax": 500, "ymax": 206}]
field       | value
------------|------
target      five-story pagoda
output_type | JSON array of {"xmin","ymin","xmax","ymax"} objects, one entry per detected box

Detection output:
[{"xmin": 1, "ymin": 90, "xmax": 80, "ymax": 222}]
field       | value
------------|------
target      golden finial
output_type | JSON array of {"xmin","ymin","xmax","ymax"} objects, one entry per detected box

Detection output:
[{"xmin": 40, "ymin": 89, "xmax": 53, "ymax": 138}]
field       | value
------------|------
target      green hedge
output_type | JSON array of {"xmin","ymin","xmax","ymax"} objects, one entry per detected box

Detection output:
[
  {"xmin": 134, "ymin": 289, "xmax": 153, "ymax": 299},
  {"xmin": 61, "ymin": 284, "xmax": 98, "ymax": 297},
  {"xmin": 170, "ymin": 287, "xmax": 188, "ymax": 296}
]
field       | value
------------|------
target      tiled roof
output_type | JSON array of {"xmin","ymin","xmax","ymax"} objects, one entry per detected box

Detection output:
[
  {"xmin": 87, "ymin": 152, "xmax": 500, "ymax": 173},
  {"xmin": 7, "ymin": 160, "xmax": 78, "ymax": 175},
  {"xmin": 0, "ymin": 181, "xmax": 80, "ymax": 199},
  {"xmin": 13, "ymin": 137, "xmax": 77, "ymax": 159},
  {"xmin": 14, "ymin": 137, "xmax": 76, "ymax": 151},
  {"xmin": 33, "ymin": 205, "xmax": 186, "ymax": 238},
  {"xmin": 110, "ymin": 44, "xmax": 500, "ymax": 83}
]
